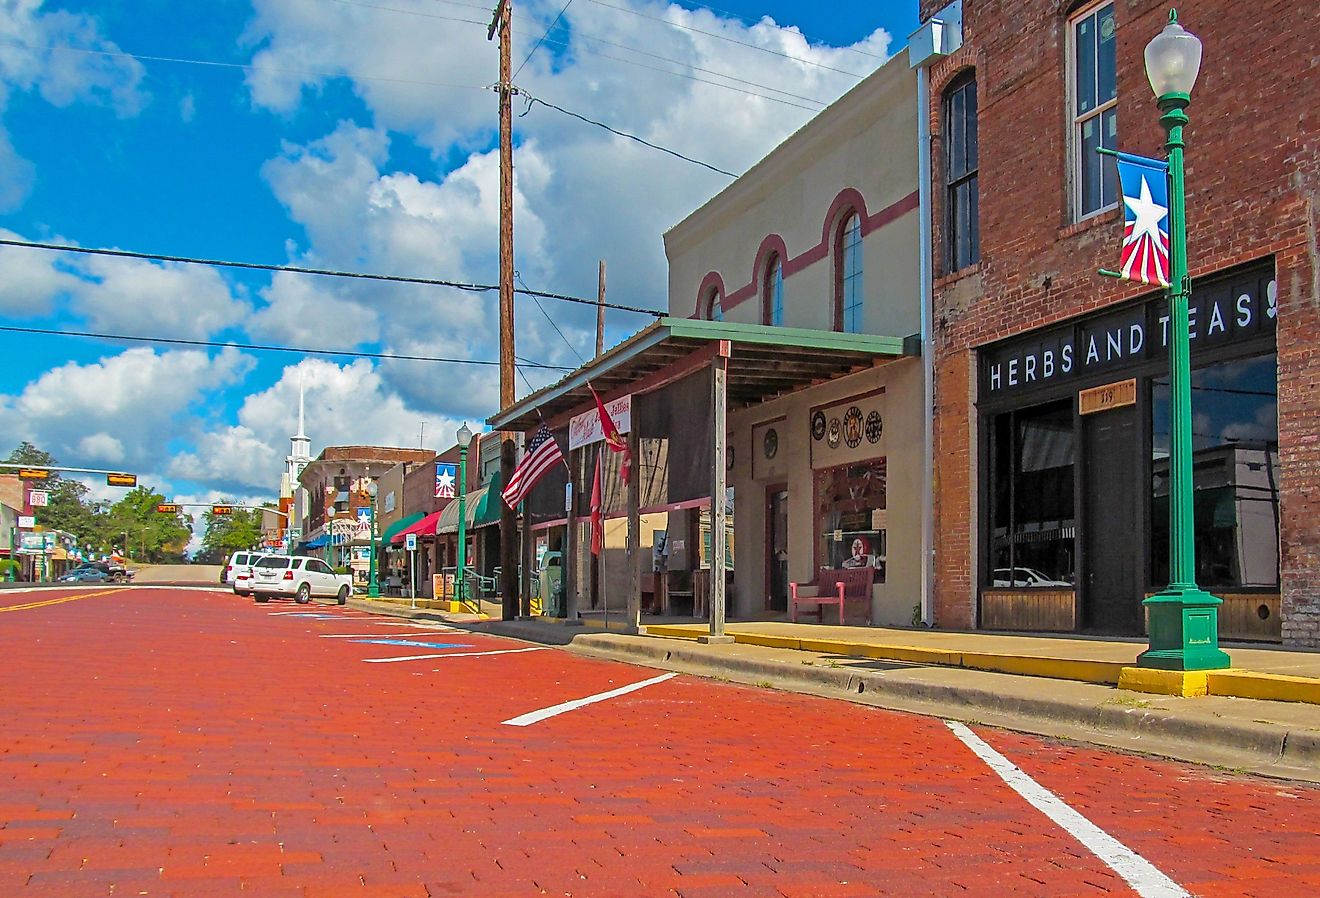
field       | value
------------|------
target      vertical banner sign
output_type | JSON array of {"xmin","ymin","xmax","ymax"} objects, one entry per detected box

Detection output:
[
  {"xmin": 435, "ymin": 463, "xmax": 457, "ymax": 499},
  {"xmin": 1115, "ymin": 151, "xmax": 1171, "ymax": 288}
]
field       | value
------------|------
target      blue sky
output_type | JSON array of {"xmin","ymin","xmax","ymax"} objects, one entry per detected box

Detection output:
[{"xmin": 0, "ymin": 0, "xmax": 918, "ymax": 531}]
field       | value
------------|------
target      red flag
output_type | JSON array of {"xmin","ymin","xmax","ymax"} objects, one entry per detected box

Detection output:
[
  {"xmin": 589, "ymin": 385, "xmax": 631, "ymax": 482},
  {"xmin": 589, "ymin": 453, "xmax": 603, "ymax": 557}
]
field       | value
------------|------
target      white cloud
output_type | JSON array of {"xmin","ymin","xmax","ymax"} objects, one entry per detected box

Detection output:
[
  {"xmin": 0, "ymin": 346, "xmax": 255, "ymax": 473},
  {"xmin": 69, "ymin": 253, "xmax": 251, "ymax": 339},
  {"xmin": 0, "ymin": 227, "xmax": 80, "ymax": 313}
]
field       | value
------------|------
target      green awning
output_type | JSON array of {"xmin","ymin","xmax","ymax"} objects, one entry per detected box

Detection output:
[
  {"xmin": 472, "ymin": 470, "xmax": 503, "ymax": 528},
  {"xmin": 378, "ymin": 512, "xmax": 425, "ymax": 548},
  {"xmin": 435, "ymin": 471, "xmax": 505, "ymax": 535}
]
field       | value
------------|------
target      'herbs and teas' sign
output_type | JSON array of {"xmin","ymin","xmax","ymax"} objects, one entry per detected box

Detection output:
[{"xmin": 980, "ymin": 264, "xmax": 1276, "ymax": 398}]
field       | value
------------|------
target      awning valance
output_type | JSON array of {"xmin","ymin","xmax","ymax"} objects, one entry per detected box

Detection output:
[
  {"xmin": 391, "ymin": 508, "xmax": 445, "ymax": 544},
  {"xmin": 378, "ymin": 512, "xmax": 424, "ymax": 548},
  {"xmin": 304, "ymin": 534, "xmax": 329, "ymax": 549}
]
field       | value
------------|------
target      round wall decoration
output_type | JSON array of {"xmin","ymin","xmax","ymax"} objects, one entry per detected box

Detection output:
[
  {"xmin": 866, "ymin": 411, "xmax": 883, "ymax": 443},
  {"xmin": 827, "ymin": 417, "xmax": 842, "ymax": 449},
  {"xmin": 763, "ymin": 427, "xmax": 779, "ymax": 459},
  {"xmin": 811, "ymin": 410, "xmax": 826, "ymax": 441},
  {"xmin": 842, "ymin": 406, "xmax": 863, "ymax": 448}
]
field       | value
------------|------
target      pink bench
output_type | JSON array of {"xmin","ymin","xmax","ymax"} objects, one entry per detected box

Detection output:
[{"xmin": 789, "ymin": 567, "xmax": 873, "ymax": 625}]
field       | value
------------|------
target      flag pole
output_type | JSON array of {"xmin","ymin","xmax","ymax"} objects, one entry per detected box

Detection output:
[{"xmin": 600, "ymin": 444, "xmax": 608, "ymax": 632}]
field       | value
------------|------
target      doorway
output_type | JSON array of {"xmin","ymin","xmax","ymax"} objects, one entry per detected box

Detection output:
[
  {"xmin": 767, "ymin": 487, "xmax": 788, "ymax": 612},
  {"xmin": 1081, "ymin": 404, "xmax": 1142, "ymax": 634}
]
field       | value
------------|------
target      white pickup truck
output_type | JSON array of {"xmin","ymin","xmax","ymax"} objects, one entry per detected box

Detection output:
[{"xmin": 249, "ymin": 555, "xmax": 353, "ymax": 605}]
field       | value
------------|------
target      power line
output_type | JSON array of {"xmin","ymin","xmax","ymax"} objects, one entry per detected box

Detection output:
[
  {"xmin": 581, "ymin": 0, "xmax": 865, "ymax": 78},
  {"xmin": 672, "ymin": 0, "xmax": 890, "ymax": 61},
  {"xmin": 0, "ymin": 325, "xmax": 574, "ymax": 370},
  {"xmin": 523, "ymin": 93, "xmax": 736, "ymax": 177},
  {"xmin": 0, "ymin": 37, "xmax": 492, "ymax": 93},
  {"xmin": 0, "ymin": 238, "xmax": 665, "ymax": 317},
  {"xmin": 515, "ymin": 270, "xmax": 588, "ymax": 366},
  {"xmin": 513, "ymin": 0, "xmax": 575, "ymax": 80}
]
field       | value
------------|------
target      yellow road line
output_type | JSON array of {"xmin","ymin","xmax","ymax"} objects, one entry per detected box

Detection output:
[{"xmin": 0, "ymin": 588, "xmax": 121, "ymax": 613}]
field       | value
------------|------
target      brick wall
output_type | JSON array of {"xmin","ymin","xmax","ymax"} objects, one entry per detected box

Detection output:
[{"xmin": 922, "ymin": 0, "xmax": 1320, "ymax": 643}]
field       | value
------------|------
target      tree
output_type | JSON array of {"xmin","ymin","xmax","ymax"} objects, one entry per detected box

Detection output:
[
  {"xmin": 5, "ymin": 442, "xmax": 58, "ymax": 469},
  {"xmin": 198, "ymin": 505, "xmax": 263, "ymax": 563},
  {"xmin": 102, "ymin": 486, "xmax": 193, "ymax": 563}
]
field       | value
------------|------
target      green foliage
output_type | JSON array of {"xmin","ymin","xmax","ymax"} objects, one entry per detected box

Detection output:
[{"xmin": 198, "ymin": 505, "xmax": 264, "ymax": 562}]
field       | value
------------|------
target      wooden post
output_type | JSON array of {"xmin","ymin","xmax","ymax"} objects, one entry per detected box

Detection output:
[
  {"xmin": 625, "ymin": 425, "xmax": 641, "ymax": 634},
  {"xmin": 596, "ymin": 260, "xmax": 606, "ymax": 357},
  {"xmin": 701, "ymin": 355, "xmax": 732, "ymax": 643}
]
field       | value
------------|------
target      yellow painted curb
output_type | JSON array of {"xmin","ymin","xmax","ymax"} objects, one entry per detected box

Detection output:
[
  {"xmin": 1118, "ymin": 667, "xmax": 1209, "ymax": 697},
  {"xmin": 1207, "ymin": 670, "xmax": 1320, "ymax": 705},
  {"xmin": 963, "ymin": 653, "xmax": 1127, "ymax": 686},
  {"xmin": 641, "ymin": 624, "xmax": 703, "ymax": 640},
  {"xmin": 733, "ymin": 633, "xmax": 803, "ymax": 651}
]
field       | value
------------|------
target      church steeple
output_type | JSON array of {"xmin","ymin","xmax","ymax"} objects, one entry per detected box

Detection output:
[{"xmin": 287, "ymin": 372, "xmax": 312, "ymax": 482}]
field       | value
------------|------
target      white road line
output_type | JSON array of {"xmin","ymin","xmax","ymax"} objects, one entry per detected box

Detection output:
[
  {"xmin": 364, "ymin": 646, "xmax": 549, "ymax": 663},
  {"xmin": 320, "ymin": 630, "xmax": 456, "ymax": 638},
  {"xmin": 946, "ymin": 721, "xmax": 1190, "ymax": 898},
  {"xmin": 501, "ymin": 672, "xmax": 678, "ymax": 727}
]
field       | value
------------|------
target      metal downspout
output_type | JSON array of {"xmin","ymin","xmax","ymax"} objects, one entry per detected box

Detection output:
[{"xmin": 917, "ymin": 64, "xmax": 936, "ymax": 628}]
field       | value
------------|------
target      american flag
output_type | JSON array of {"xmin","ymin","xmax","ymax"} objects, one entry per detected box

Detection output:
[
  {"xmin": 501, "ymin": 424, "xmax": 564, "ymax": 509},
  {"xmin": 1116, "ymin": 152, "xmax": 1172, "ymax": 288}
]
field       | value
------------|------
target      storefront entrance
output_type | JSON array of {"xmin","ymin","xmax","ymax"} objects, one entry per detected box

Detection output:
[
  {"xmin": 767, "ymin": 487, "xmax": 788, "ymax": 612},
  {"xmin": 1080, "ymin": 404, "xmax": 1141, "ymax": 634}
]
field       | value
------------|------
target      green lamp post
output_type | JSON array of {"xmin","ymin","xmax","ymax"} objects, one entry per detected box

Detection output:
[
  {"xmin": 1136, "ymin": 10, "xmax": 1230, "ymax": 672},
  {"xmin": 454, "ymin": 423, "xmax": 472, "ymax": 608},
  {"xmin": 366, "ymin": 478, "xmax": 381, "ymax": 599}
]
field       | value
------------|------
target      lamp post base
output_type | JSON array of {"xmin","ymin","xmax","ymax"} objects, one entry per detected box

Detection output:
[{"xmin": 1137, "ymin": 587, "xmax": 1231, "ymax": 671}]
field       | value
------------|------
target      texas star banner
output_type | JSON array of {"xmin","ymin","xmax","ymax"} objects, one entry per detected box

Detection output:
[{"xmin": 1115, "ymin": 151, "xmax": 1172, "ymax": 288}]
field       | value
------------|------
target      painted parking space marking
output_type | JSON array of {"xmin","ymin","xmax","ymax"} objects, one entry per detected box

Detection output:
[
  {"xmin": 319, "ymin": 630, "xmax": 456, "ymax": 638},
  {"xmin": 351, "ymin": 639, "xmax": 473, "ymax": 649},
  {"xmin": 501, "ymin": 672, "xmax": 678, "ymax": 727},
  {"xmin": 364, "ymin": 646, "xmax": 550, "ymax": 664},
  {"xmin": 946, "ymin": 721, "xmax": 1190, "ymax": 898},
  {"xmin": 0, "ymin": 588, "xmax": 119, "ymax": 613}
]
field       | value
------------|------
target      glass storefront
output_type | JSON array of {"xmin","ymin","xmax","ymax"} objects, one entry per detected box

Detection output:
[
  {"xmin": 1151, "ymin": 354, "xmax": 1280, "ymax": 590},
  {"xmin": 815, "ymin": 459, "xmax": 887, "ymax": 581},
  {"xmin": 988, "ymin": 400, "xmax": 1076, "ymax": 589}
]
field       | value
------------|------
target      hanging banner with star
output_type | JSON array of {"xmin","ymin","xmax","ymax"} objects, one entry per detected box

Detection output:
[
  {"xmin": 434, "ymin": 463, "xmax": 457, "ymax": 499},
  {"xmin": 1115, "ymin": 151, "xmax": 1171, "ymax": 288}
]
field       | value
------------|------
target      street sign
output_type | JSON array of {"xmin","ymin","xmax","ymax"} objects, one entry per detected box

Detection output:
[
  {"xmin": 27, "ymin": 489, "xmax": 49, "ymax": 507},
  {"xmin": 405, "ymin": 533, "xmax": 418, "ymax": 551},
  {"xmin": 106, "ymin": 473, "xmax": 137, "ymax": 487},
  {"xmin": 212, "ymin": 505, "xmax": 233, "ymax": 515},
  {"xmin": 156, "ymin": 503, "xmax": 181, "ymax": 513},
  {"xmin": 17, "ymin": 515, "xmax": 35, "ymax": 528},
  {"xmin": 17, "ymin": 469, "xmax": 49, "ymax": 481}
]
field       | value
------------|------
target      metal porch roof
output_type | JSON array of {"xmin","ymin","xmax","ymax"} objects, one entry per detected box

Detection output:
[{"xmin": 488, "ymin": 317, "xmax": 917, "ymax": 432}]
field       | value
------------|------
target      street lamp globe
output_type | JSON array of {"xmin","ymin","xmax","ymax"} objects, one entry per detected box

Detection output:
[
  {"xmin": 456, "ymin": 422, "xmax": 473, "ymax": 446},
  {"xmin": 367, "ymin": 480, "xmax": 378, "ymax": 499},
  {"xmin": 1144, "ymin": 12, "xmax": 1202, "ymax": 98}
]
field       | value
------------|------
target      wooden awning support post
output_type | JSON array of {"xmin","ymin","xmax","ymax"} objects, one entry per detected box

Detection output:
[
  {"xmin": 701, "ymin": 353, "xmax": 733, "ymax": 644},
  {"xmin": 625, "ymin": 425, "xmax": 642, "ymax": 635}
]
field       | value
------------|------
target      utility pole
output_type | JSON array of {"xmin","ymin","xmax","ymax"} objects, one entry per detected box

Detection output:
[
  {"xmin": 596, "ymin": 260, "xmax": 606, "ymax": 357},
  {"xmin": 490, "ymin": 0, "xmax": 518, "ymax": 621}
]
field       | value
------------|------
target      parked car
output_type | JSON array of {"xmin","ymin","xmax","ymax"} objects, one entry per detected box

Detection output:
[
  {"xmin": 222, "ymin": 551, "xmax": 263, "ymax": 586},
  {"xmin": 991, "ymin": 567, "xmax": 1073, "ymax": 588},
  {"xmin": 231, "ymin": 554, "xmax": 268, "ymax": 597},
  {"xmin": 67, "ymin": 561, "xmax": 134, "ymax": 583},
  {"xmin": 250, "ymin": 555, "xmax": 352, "ymax": 605},
  {"xmin": 58, "ymin": 567, "xmax": 112, "ymax": 583}
]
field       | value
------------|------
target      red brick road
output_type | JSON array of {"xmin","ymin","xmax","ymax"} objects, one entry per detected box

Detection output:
[{"xmin": 0, "ymin": 587, "xmax": 1316, "ymax": 897}]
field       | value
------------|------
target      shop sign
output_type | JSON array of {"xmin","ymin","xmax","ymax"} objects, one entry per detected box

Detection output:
[
  {"xmin": 980, "ymin": 266, "xmax": 1276, "ymax": 399},
  {"xmin": 751, "ymin": 418, "xmax": 788, "ymax": 481},
  {"xmin": 809, "ymin": 390, "xmax": 886, "ymax": 469},
  {"xmin": 568, "ymin": 394, "xmax": 631, "ymax": 450},
  {"xmin": 27, "ymin": 490, "xmax": 48, "ymax": 507},
  {"xmin": 1079, "ymin": 378, "xmax": 1137, "ymax": 415},
  {"xmin": 17, "ymin": 515, "xmax": 35, "ymax": 528}
]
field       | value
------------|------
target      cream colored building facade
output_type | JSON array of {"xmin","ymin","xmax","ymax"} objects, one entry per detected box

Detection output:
[{"xmin": 664, "ymin": 53, "xmax": 923, "ymax": 627}]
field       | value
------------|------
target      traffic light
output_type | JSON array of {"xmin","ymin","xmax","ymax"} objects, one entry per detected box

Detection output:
[
  {"xmin": 156, "ymin": 504, "xmax": 181, "ymax": 514},
  {"xmin": 17, "ymin": 469, "xmax": 50, "ymax": 481},
  {"xmin": 106, "ymin": 473, "xmax": 137, "ymax": 487},
  {"xmin": 211, "ymin": 505, "xmax": 233, "ymax": 515}
]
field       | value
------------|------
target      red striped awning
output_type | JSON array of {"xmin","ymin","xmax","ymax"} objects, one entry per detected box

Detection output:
[{"xmin": 390, "ymin": 508, "xmax": 445, "ymax": 544}]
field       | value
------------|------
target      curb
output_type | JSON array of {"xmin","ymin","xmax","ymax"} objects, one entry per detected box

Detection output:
[{"xmin": 475, "ymin": 620, "xmax": 1320, "ymax": 781}]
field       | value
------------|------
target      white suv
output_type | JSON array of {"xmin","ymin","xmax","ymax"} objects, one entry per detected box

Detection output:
[
  {"xmin": 232, "ymin": 553, "xmax": 269, "ymax": 596},
  {"xmin": 250, "ymin": 555, "xmax": 353, "ymax": 605},
  {"xmin": 223, "ymin": 551, "xmax": 263, "ymax": 587}
]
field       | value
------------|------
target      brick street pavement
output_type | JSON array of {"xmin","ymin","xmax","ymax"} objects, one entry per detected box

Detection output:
[{"xmin": 0, "ymin": 587, "xmax": 1317, "ymax": 897}]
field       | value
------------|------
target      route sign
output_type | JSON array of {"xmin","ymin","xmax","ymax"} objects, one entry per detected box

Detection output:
[
  {"xmin": 156, "ymin": 503, "xmax": 181, "ymax": 513},
  {"xmin": 17, "ymin": 469, "xmax": 49, "ymax": 481},
  {"xmin": 106, "ymin": 473, "xmax": 137, "ymax": 487},
  {"xmin": 211, "ymin": 505, "xmax": 233, "ymax": 515}
]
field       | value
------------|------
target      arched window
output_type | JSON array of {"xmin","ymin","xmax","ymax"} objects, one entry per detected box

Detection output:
[
  {"xmin": 706, "ymin": 287, "xmax": 723, "ymax": 321},
  {"xmin": 835, "ymin": 211, "xmax": 863, "ymax": 332},
  {"xmin": 763, "ymin": 254, "xmax": 784, "ymax": 326},
  {"xmin": 944, "ymin": 70, "xmax": 979, "ymax": 271}
]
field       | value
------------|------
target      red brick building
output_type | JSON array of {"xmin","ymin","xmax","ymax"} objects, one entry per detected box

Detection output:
[{"xmin": 918, "ymin": 1, "xmax": 1318, "ymax": 644}]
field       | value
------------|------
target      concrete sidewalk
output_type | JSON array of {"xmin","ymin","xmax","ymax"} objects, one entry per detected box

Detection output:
[{"xmin": 350, "ymin": 598, "xmax": 1320, "ymax": 783}]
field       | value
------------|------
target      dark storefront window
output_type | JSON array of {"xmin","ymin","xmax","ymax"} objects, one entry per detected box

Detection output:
[
  {"xmin": 1151, "ymin": 354, "xmax": 1280, "ymax": 589},
  {"xmin": 989, "ymin": 400, "xmax": 1076, "ymax": 588},
  {"xmin": 816, "ymin": 460, "xmax": 886, "ymax": 582}
]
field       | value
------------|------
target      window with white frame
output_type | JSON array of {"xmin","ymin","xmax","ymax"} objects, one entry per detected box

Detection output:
[
  {"xmin": 836, "ymin": 212, "xmax": 863, "ymax": 332},
  {"xmin": 1071, "ymin": 2, "xmax": 1117, "ymax": 219},
  {"xmin": 763, "ymin": 254, "xmax": 784, "ymax": 326}
]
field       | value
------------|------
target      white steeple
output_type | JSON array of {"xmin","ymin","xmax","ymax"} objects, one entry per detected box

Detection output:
[{"xmin": 287, "ymin": 371, "xmax": 312, "ymax": 482}]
